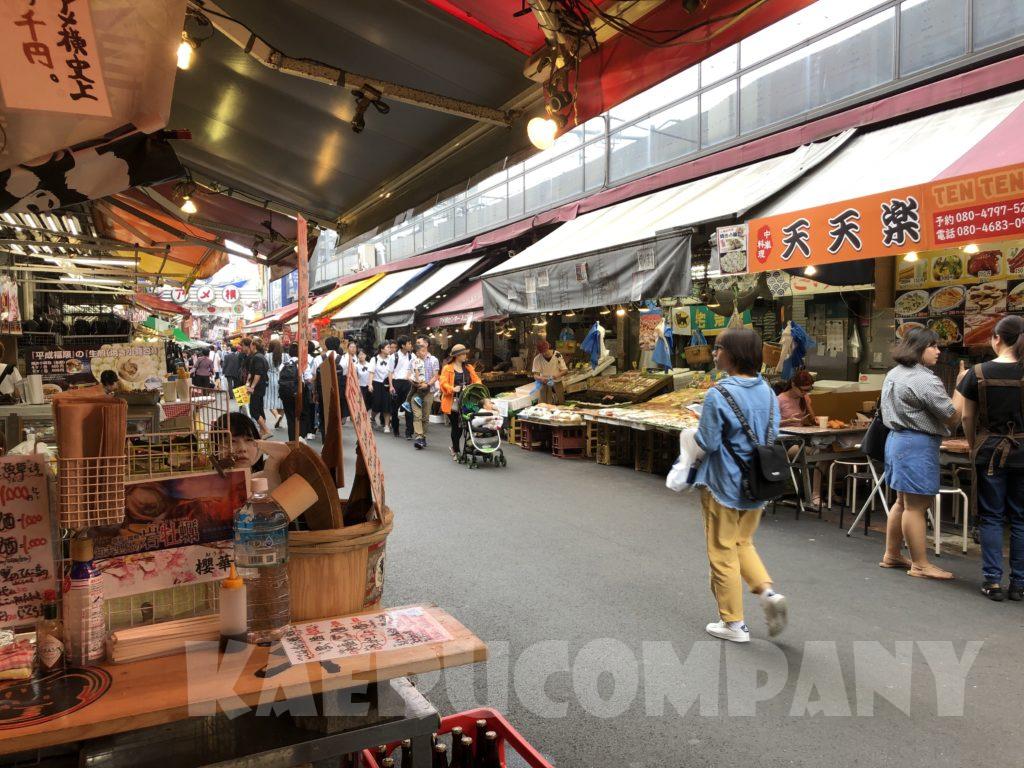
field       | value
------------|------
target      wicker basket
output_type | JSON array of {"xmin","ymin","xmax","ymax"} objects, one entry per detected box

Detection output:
[
  {"xmin": 287, "ymin": 504, "xmax": 394, "ymax": 621},
  {"xmin": 762, "ymin": 343, "xmax": 782, "ymax": 369},
  {"xmin": 684, "ymin": 344, "xmax": 712, "ymax": 366}
]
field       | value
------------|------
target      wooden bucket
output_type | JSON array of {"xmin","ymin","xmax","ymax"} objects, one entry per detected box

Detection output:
[
  {"xmin": 684, "ymin": 344, "xmax": 712, "ymax": 366},
  {"xmin": 287, "ymin": 504, "xmax": 394, "ymax": 621}
]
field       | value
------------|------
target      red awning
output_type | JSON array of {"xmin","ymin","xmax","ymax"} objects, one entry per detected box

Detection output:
[
  {"xmin": 425, "ymin": 1, "xmax": 817, "ymax": 130},
  {"xmin": 422, "ymin": 281, "xmax": 484, "ymax": 328},
  {"xmin": 133, "ymin": 291, "xmax": 191, "ymax": 317}
]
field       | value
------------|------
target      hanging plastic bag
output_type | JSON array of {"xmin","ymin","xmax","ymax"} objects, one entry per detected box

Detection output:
[{"xmin": 666, "ymin": 427, "xmax": 705, "ymax": 492}]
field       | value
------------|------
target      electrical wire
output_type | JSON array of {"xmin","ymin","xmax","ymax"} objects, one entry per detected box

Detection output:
[{"xmin": 576, "ymin": 0, "xmax": 769, "ymax": 47}]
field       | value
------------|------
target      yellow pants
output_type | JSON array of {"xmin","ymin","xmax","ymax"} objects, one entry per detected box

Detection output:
[{"xmin": 701, "ymin": 489, "xmax": 771, "ymax": 623}]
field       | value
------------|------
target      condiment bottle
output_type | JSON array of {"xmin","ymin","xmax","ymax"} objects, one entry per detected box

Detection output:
[
  {"xmin": 35, "ymin": 589, "xmax": 65, "ymax": 674},
  {"xmin": 218, "ymin": 564, "xmax": 247, "ymax": 652}
]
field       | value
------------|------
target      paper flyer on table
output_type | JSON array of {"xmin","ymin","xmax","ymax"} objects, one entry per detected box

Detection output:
[{"xmin": 281, "ymin": 607, "xmax": 452, "ymax": 666}]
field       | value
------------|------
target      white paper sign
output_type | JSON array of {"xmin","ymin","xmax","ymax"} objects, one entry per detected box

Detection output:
[
  {"xmin": 537, "ymin": 269, "xmax": 549, "ymax": 288},
  {"xmin": 281, "ymin": 607, "xmax": 452, "ymax": 666},
  {"xmin": 0, "ymin": 456, "xmax": 56, "ymax": 629},
  {"xmin": 0, "ymin": 0, "xmax": 112, "ymax": 117}
]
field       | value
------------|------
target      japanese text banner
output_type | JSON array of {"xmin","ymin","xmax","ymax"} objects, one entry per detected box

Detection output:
[
  {"xmin": 0, "ymin": 0, "xmax": 111, "ymax": 117},
  {"xmin": 748, "ymin": 163, "xmax": 1024, "ymax": 272}
]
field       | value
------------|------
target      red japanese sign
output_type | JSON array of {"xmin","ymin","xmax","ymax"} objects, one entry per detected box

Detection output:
[
  {"xmin": 0, "ymin": 0, "xmax": 111, "ymax": 117},
  {"xmin": 748, "ymin": 163, "xmax": 1024, "ymax": 272}
]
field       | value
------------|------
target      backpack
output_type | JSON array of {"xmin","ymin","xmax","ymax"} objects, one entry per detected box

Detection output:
[
  {"xmin": 278, "ymin": 360, "xmax": 299, "ymax": 401},
  {"xmin": 714, "ymin": 384, "xmax": 791, "ymax": 502}
]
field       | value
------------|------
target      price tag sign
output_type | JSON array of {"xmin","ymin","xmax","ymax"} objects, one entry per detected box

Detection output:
[
  {"xmin": 233, "ymin": 385, "xmax": 250, "ymax": 405},
  {"xmin": 0, "ymin": 455, "xmax": 56, "ymax": 629}
]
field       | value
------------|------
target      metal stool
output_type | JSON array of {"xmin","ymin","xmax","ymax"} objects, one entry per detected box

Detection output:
[
  {"xmin": 839, "ymin": 466, "xmax": 878, "ymax": 533},
  {"xmin": 828, "ymin": 457, "xmax": 872, "ymax": 511},
  {"xmin": 930, "ymin": 487, "xmax": 970, "ymax": 555}
]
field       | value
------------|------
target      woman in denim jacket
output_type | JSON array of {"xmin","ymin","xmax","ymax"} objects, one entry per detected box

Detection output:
[{"xmin": 694, "ymin": 328, "xmax": 787, "ymax": 643}]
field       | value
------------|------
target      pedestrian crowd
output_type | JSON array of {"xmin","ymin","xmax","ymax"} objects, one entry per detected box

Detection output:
[{"xmin": 204, "ymin": 320, "xmax": 1024, "ymax": 646}]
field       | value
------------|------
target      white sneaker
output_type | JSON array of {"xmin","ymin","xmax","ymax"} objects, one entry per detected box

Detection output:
[
  {"xmin": 760, "ymin": 593, "xmax": 788, "ymax": 637},
  {"xmin": 705, "ymin": 621, "xmax": 750, "ymax": 643}
]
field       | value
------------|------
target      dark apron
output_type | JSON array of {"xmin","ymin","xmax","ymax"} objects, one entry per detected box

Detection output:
[{"xmin": 970, "ymin": 363, "xmax": 1024, "ymax": 476}]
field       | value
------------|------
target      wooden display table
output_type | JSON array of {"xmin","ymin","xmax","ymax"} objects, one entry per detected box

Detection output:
[{"xmin": 0, "ymin": 605, "xmax": 486, "ymax": 766}]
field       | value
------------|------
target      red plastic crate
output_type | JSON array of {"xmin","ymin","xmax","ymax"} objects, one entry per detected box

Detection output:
[{"xmin": 361, "ymin": 707, "xmax": 553, "ymax": 768}]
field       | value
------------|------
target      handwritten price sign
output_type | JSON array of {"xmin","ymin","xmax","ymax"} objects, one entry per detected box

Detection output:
[{"xmin": 0, "ymin": 455, "xmax": 56, "ymax": 629}]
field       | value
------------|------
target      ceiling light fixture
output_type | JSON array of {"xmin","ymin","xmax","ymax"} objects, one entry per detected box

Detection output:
[
  {"xmin": 599, "ymin": 306, "xmax": 611, "ymax": 315},
  {"xmin": 804, "ymin": 264, "xmax": 818, "ymax": 276},
  {"xmin": 527, "ymin": 115, "xmax": 558, "ymax": 150},
  {"xmin": 904, "ymin": 251, "xmax": 919, "ymax": 262},
  {"xmin": 350, "ymin": 85, "xmax": 390, "ymax": 134},
  {"xmin": 177, "ymin": 32, "xmax": 196, "ymax": 70},
  {"xmin": 963, "ymin": 244, "xmax": 980, "ymax": 254}
]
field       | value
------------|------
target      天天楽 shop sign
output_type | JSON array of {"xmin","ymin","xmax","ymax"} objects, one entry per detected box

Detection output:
[{"xmin": 748, "ymin": 163, "xmax": 1024, "ymax": 272}]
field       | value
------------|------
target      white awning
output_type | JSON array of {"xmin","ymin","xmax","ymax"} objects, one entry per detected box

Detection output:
[
  {"xmin": 482, "ymin": 132, "xmax": 851, "ymax": 278},
  {"xmin": 332, "ymin": 267, "xmax": 428, "ymax": 321},
  {"xmin": 758, "ymin": 89, "xmax": 1024, "ymax": 216},
  {"xmin": 376, "ymin": 257, "xmax": 483, "ymax": 325}
]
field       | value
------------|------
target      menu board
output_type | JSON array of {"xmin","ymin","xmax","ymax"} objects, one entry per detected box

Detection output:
[
  {"xmin": 896, "ymin": 283, "xmax": 1024, "ymax": 347},
  {"xmin": 895, "ymin": 239, "xmax": 1024, "ymax": 290},
  {"xmin": 27, "ymin": 342, "xmax": 167, "ymax": 392},
  {"xmin": 281, "ymin": 606, "xmax": 451, "ymax": 666},
  {"xmin": 0, "ymin": 456, "xmax": 56, "ymax": 629}
]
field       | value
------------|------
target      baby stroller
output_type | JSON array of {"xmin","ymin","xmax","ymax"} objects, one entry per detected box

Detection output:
[{"xmin": 457, "ymin": 383, "xmax": 507, "ymax": 469}]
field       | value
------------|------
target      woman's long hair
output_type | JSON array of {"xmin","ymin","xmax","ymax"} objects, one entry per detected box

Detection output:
[{"xmin": 269, "ymin": 338, "xmax": 283, "ymax": 367}]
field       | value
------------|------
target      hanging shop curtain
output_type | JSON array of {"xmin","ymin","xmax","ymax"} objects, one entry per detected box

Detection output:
[
  {"xmin": 482, "ymin": 228, "xmax": 692, "ymax": 317},
  {"xmin": 481, "ymin": 135, "xmax": 849, "ymax": 316}
]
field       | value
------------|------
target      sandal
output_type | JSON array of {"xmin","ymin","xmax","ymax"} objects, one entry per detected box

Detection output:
[
  {"xmin": 879, "ymin": 555, "xmax": 912, "ymax": 569},
  {"xmin": 908, "ymin": 564, "xmax": 954, "ymax": 580},
  {"xmin": 981, "ymin": 583, "xmax": 1006, "ymax": 601}
]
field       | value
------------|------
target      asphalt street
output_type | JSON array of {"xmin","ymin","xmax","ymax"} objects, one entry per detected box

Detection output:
[{"xmin": 292, "ymin": 417, "xmax": 1024, "ymax": 768}]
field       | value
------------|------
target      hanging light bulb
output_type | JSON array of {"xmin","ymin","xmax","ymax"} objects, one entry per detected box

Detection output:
[
  {"xmin": 180, "ymin": 196, "xmax": 198, "ymax": 215},
  {"xmin": 804, "ymin": 264, "xmax": 817, "ymax": 276},
  {"xmin": 599, "ymin": 306, "xmax": 611, "ymax": 315},
  {"xmin": 177, "ymin": 32, "xmax": 196, "ymax": 70},
  {"xmin": 565, "ymin": 309, "xmax": 576, "ymax": 318},
  {"xmin": 615, "ymin": 305, "xmax": 626, "ymax": 317},
  {"xmin": 904, "ymin": 251, "xmax": 919, "ymax": 262},
  {"xmin": 527, "ymin": 116, "xmax": 558, "ymax": 150},
  {"xmin": 462, "ymin": 319, "xmax": 472, "ymax": 331}
]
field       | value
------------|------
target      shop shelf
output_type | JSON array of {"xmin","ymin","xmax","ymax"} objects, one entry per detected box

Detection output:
[{"xmin": 362, "ymin": 707, "xmax": 553, "ymax": 768}]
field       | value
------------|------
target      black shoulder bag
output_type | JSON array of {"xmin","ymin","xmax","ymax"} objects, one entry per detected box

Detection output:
[
  {"xmin": 860, "ymin": 399, "xmax": 889, "ymax": 462},
  {"xmin": 715, "ymin": 384, "xmax": 791, "ymax": 502}
]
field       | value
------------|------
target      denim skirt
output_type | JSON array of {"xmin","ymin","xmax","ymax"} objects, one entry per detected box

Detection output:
[{"xmin": 884, "ymin": 429, "xmax": 942, "ymax": 496}]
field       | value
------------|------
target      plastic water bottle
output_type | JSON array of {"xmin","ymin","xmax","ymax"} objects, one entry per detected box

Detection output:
[{"xmin": 233, "ymin": 477, "xmax": 290, "ymax": 644}]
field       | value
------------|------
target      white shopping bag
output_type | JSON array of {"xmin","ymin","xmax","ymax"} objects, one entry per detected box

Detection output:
[{"xmin": 666, "ymin": 427, "xmax": 705, "ymax": 492}]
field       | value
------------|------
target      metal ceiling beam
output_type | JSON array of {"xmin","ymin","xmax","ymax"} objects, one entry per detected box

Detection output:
[
  {"xmin": 189, "ymin": 0, "xmax": 515, "ymax": 127},
  {"xmin": 337, "ymin": 0, "xmax": 667, "ymax": 230}
]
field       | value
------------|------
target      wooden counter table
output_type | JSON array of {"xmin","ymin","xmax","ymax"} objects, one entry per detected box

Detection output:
[{"xmin": 0, "ymin": 605, "xmax": 487, "ymax": 767}]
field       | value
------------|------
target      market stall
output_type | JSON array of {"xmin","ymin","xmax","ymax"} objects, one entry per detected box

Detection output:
[{"xmin": 0, "ymin": 346, "xmax": 499, "ymax": 767}]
